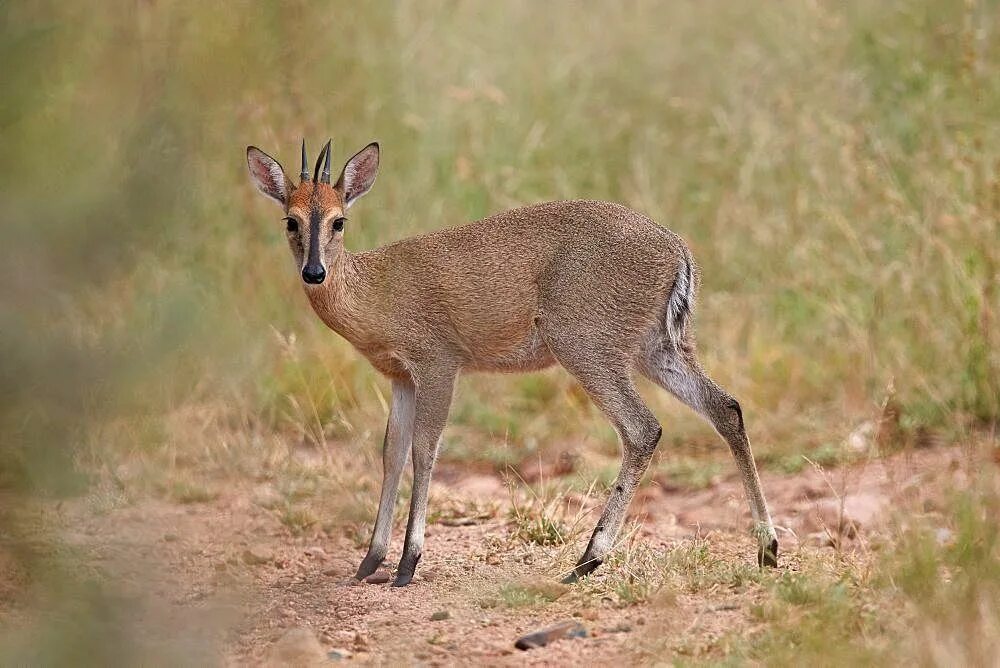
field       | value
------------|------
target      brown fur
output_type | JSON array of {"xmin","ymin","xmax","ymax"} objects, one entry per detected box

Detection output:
[
  {"xmin": 307, "ymin": 200, "xmax": 683, "ymax": 378},
  {"xmin": 287, "ymin": 181, "xmax": 343, "ymax": 217},
  {"xmin": 247, "ymin": 144, "xmax": 778, "ymax": 587}
]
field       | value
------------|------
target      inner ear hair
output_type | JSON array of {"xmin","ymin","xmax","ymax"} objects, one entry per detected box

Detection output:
[
  {"xmin": 247, "ymin": 146, "xmax": 289, "ymax": 206},
  {"xmin": 337, "ymin": 142, "xmax": 380, "ymax": 207}
]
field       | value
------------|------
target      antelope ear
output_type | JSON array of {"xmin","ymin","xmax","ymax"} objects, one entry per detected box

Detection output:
[
  {"xmin": 247, "ymin": 146, "xmax": 290, "ymax": 207},
  {"xmin": 335, "ymin": 142, "xmax": 379, "ymax": 208}
]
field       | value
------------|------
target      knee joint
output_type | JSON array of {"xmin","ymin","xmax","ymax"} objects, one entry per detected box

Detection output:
[{"xmin": 628, "ymin": 420, "xmax": 662, "ymax": 458}]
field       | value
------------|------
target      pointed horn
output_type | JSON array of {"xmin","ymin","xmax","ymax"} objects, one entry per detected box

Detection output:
[
  {"xmin": 321, "ymin": 138, "xmax": 333, "ymax": 183},
  {"xmin": 313, "ymin": 139, "xmax": 331, "ymax": 184},
  {"xmin": 300, "ymin": 139, "xmax": 309, "ymax": 182}
]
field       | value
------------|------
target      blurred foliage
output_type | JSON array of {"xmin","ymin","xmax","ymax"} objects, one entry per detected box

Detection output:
[{"xmin": 1, "ymin": 0, "xmax": 999, "ymax": 662}]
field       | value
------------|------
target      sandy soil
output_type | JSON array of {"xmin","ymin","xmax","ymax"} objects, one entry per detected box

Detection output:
[{"xmin": 0, "ymin": 445, "xmax": 974, "ymax": 665}]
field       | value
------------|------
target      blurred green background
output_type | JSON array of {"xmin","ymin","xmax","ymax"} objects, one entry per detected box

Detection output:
[
  {"xmin": 3, "ymin": 0, "xmax": 996, "ymax": 485},
  {"xmin": 1, "ymin": 0, "xmax": 998, "ymax": 661}
]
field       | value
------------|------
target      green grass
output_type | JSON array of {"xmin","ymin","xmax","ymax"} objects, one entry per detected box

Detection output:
[{"xmin": 479, "ymin": 580, "xmax": 569, "ymax": 609}]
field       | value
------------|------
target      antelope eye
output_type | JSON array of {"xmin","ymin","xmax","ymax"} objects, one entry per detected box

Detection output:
[
  {"xmin": 285, "ymin": 217, "xmax": 298, "ymax": 233},
  {"xmin": 332, "ymin": 217, "xmax": 345, "ymax": 232}
]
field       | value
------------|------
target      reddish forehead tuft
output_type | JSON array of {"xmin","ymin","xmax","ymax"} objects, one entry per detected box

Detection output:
[{"xmin": 288, "ymin": 182, "xmax": 343, "ymax": 214}]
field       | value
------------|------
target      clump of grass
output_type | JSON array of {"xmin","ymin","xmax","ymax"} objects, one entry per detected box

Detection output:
[
  {"xmin": 568, "ymin": 524, "xmax": 676, "ymax": 606},
  {"xmin": 277, "ymin": 503, "xmax": 319, "ymax": 535},
  {"xmin": 479, "ymin": 579, "xmax": 569, "ymax": 609},
  {"xmin": 661, "ymin": 539, "xmax": 762, "ymax": 594},
  {"xmin": 505, "ymin": 474, "xmax": 579, "ymax": 547},
  {"xmin": 510, "ymin": 511, "xmax": 566, "ymax": 547},
  {"xmin": 165, "ymin": 479, "xmax": 217, "ymax": 505}
]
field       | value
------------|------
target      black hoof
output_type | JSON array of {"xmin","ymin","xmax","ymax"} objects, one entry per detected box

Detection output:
[
  {"xmin": 758, "ymin": 538, "xmax": 779, "ymax": 568},
  {"xmin": 355, "ymin": 554, "xmax": 383, "ymax": 580},
  {"xmin": 392, "ymin": 552, "xmax": 420, "ymax": 587},
  {"xmin": 563, "ymin": 555, "xmax": 603, "ymax": 584}
]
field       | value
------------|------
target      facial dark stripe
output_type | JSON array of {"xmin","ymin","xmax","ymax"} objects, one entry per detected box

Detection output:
[{"xmin": 307, "ymin": 209, "xmax": 322, "ymax": 269}]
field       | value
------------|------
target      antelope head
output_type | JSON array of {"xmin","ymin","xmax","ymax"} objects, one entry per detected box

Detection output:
[{"xmin": 247, "ymin": 139, "xmax": 379, "ymax": 285}]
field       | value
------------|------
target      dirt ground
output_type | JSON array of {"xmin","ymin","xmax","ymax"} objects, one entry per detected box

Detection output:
[{"xmin": 0, "ymin": 444, "xmax": 975, "ymax": 665}]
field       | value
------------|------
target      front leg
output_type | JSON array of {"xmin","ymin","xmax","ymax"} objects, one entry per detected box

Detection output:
[
  {"xmin": 356, "ymin": 378, "xmax": 416, "ymax": 579},
  {"xmin": 392, "ymin": 367, "xmax": 456, "ymax": 587}
]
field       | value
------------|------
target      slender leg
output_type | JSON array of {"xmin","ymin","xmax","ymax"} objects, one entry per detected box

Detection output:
[
  {"xmin": 640, "ymin": 344, "xmax": 778, "ymax": 566},
  {"xmin": 355, "ymin": 378, "xmax": 416, "ymax": 579},
  {"xmin": 392, "ymin": 367, "xmax": 457, "ymax": 587},
  {"xmin": 559, "ymin": 362, "xmax": 663, "ymax": 583}
]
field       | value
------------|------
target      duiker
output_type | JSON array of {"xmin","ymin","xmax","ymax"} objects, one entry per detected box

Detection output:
[{"xmin": 247, "ymin": 140, "xmax": 778, "ymax": 586}]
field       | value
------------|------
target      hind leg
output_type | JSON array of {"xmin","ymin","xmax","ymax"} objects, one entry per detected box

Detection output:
[
  {"xmin": 547, "ymin": 350, "xmax": 662, "ymax": 582},
  {"xmin": 640, "ymin": 338, "xmax": 778, "ymax": 567}
]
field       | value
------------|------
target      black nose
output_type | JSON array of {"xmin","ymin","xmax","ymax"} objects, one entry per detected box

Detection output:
[{"xmin": 301, "ymin": 264, "xmax": 326, "ymax": 284}]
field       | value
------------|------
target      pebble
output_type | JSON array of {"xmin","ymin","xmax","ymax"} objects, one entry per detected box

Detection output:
[
  {"xmin": 515, "ymin": 620, "xmax": 588, "ymax": 650},
  {"xmin": 431, "ymin": 610, "xmax": 451, "ymax": 621},
  {"xmin": 362, "ymin": 568, "xmax": 391, "ymax": 585},
  {"xmin": 163, "ymin": 533, "xmax": 179, "ymax": 542}
]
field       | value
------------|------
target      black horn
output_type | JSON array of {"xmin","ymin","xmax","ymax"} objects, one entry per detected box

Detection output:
[
  {"xmin": 300, "ymin": 139, "xmax": 309, "ymax": 182},
  {"xmin": 321, "ymin": 138, "xmax": 333, "ymax": 183},
  {"xmin": 313, "ymin": 139, "xmax": 331, "ymax": 184}
]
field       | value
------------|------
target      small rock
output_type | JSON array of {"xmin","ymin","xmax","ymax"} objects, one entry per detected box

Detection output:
[
  {"xmin": 431, "ymin": 610, "xmax": 451, "ymax": 621},
  {"xmin": 163, "ymin": 533, "xmax": 179, "ymax": 542},
  {"xmin": 362, "ymin": 568, "xmax": 391, "ymax": 584},
  {"xmin": 243, "ymin": 545, "xmax": 275, "ymax": 565},
  {"xmin": 515, "ymin": 620, "xmax": 588, "ymax": 650},
  {"xmin": 265, "ymin": 627, "xmax": 326, "ymax": 667},
  {"xmin": 304, "ymin": 546, "xmax": 327, "ymax": 559},
  {"xmin": 606, "ymin": 622, "xmax": 632, "ymax": 633}
]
